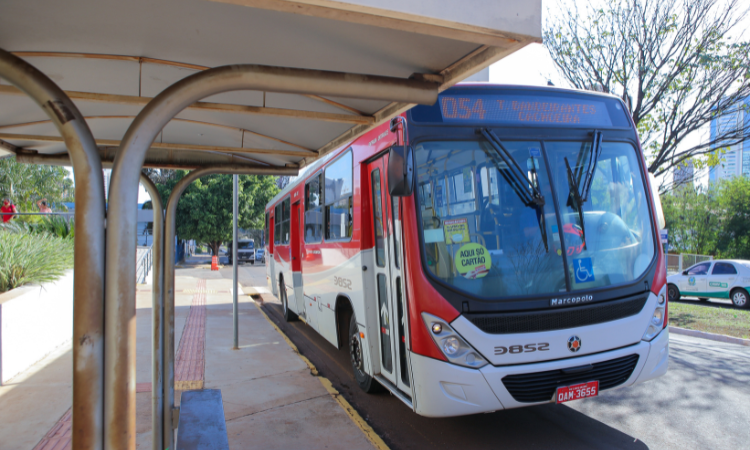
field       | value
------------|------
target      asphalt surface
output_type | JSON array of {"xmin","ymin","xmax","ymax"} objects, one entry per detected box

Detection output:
[{"xmin": 223, "ymin": 263, "xmax": 750, "ymax": 450}]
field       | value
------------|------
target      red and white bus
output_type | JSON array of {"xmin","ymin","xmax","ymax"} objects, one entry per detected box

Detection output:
[{"xmin": 265, "ymin": 84, "xmax": 669, "ymax": 417}]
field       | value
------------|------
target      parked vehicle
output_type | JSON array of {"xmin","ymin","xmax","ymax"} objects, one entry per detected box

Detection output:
[
  {"xmin": 668, "ymin": 260, "xmax": 750, "ymax": 308},
  {"xmin": 227, "ymin": 239, "xmax": 255, "ymax": 265},
  {"xmin": 256, "ymin": 248, "xmax": 265, "ymax": 264}
]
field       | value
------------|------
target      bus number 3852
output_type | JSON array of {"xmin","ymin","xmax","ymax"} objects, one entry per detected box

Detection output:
[
  {"xmin": 495, "ymin": 343, "xmax": 550, "ymax": 355},
  {"xmin": 333, "ymin": 276, "xmax": 353, "ymax": 290}
]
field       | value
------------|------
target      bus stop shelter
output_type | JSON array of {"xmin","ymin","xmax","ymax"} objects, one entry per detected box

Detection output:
[{"xmin": 0, "ymin": 1, "xmax": 541, "ymax": 448}]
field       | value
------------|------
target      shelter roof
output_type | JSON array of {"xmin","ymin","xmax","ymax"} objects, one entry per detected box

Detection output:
[{"xmin": 0, "ymin": 0, "xmax": 541, "ymax": 173}]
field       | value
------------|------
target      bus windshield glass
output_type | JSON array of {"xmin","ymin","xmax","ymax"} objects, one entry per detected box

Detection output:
[{"xmin": 414, "ymin": 138, "xmax": 655, "ymax": 300}]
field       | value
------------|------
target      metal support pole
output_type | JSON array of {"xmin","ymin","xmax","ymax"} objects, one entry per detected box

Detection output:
[
  {"xmin": 107, "ymin": 62, "xmax": 420, "ymax": 449},
  {"xmin": 0, "ymin": 48, "xmax": 106, "ymax": 450},
  {"xmin": 162, "ymin": 165, "xmax": 295, "ymax": 450},
  {"xmin": 233, "ymin": 174, "xmax": 239, "ymax": 350},
  {"xmin": 139, "ymin": 175, "xmax": 165, "ymax": 450}
]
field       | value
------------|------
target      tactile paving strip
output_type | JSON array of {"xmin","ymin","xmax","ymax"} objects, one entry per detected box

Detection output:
[
  {"xmin": 175, "ymin": 278, "xmax": 207, "ymax": 390},
  {"xmin": 32, "ymin": 408, "xmax": 72, "ymax": 450},
  {"xmin": 35, "ymin": 279, "xmax": 209, "ymax": 449}
]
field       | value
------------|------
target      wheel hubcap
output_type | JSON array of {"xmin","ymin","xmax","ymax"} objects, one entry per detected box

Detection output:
[
  {"xmin": 350, "ymin": 335, "xmax": 363, "ymax": 372},
  {"xmin": 734, "ymin": 292, "xmax": 747, "ymax": 306}
]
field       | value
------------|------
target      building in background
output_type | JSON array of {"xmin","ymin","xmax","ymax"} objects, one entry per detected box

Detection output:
[
  {"xmin": 709, "ymin": 99, "xmax": 750, "ymax": 184},
  {"xmin": 673, "ymin": 160, "xmax": 695, "ymax": 188}
]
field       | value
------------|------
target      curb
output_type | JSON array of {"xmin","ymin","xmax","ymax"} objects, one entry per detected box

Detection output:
[
  {"xmin": 251, "ymin": 295, "xmax": 390, "ymax": 450},
  {"xmin": 669, "ymin": 326, "xmax": 750, "ymax": 346}
]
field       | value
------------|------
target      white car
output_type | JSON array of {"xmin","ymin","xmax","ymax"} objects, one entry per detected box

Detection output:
[{"xmin": 667, "ymin": 259, "xmax": 750, "ymax": 308}]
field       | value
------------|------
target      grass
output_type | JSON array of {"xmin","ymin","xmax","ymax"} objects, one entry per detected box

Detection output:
[
  {"xmin": 0, "ymin": 231, "xmax": 74, "ymax": 293},
  {"xmin": 669, "ymin": 301, "xmax": 750, "ymax": 339}
]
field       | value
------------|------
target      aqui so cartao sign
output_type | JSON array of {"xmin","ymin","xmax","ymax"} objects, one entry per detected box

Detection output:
[{"xmin": 455, "ymin": 242, "xmax": 491, "ymax": 279}]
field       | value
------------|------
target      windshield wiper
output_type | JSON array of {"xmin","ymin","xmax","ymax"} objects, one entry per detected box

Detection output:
[
  {"xmin": 581, "ymin": 131, "xmax": 603, "ymax": 202},
  {"xmin": 481, "ymin": 128, "xmax": 548, "ymax": 252},
  {"xmin": 564, "ymin": 157, "xmax": 587, "ymax": 250},
  {"xmin": 563, "ymin": 130, "xmax": 603, "ymax": 250}
]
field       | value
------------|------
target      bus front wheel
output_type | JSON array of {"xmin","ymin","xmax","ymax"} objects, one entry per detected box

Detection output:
[
  {"xmin": 280, "ymin": 280, "xmax": 298, "ymax": 322},
  {"xmin": 349, "ymin": 314, "xmax": 381, "ymax": 393}
]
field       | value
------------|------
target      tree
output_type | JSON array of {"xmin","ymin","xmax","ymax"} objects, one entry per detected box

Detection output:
[
  {"xmin": 715, "ymin": 176, "xmax": 750, "ymax": 258},
  {"xmin": 0, "ymin": 157, "xmax": 74, "ymax": 211},
  {"xmin": 148, "ymin": 170, "xmax": 279, "ymax": 256},
  {"xmin": 661, "ymin": 176, "xmax": 750, "ymax": 259},
  {"xmin": 661, "ymin": 185, "xmax": 719, "ymax": 254},
  {"xmin": 544, "ymin": 0, "xmax": 750, "ymax": 189}
]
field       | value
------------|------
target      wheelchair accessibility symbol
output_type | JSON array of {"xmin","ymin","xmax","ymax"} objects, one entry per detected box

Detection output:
[{"xmin": 574, "ymin": 258, "xmax": 595, "ymax": 283}]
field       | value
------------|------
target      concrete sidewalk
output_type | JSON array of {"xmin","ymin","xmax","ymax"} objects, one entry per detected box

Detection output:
[{"xmin": 5, "ymin": 262, "xmax": 378, "ymax": 449}]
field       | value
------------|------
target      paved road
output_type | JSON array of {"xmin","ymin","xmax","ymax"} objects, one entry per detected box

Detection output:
[{"xmin": 226, "ymin": 264, "xmax": 750, "ymax": 450}]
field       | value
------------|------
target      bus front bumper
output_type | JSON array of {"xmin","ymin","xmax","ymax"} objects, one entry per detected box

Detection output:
[{"xmin": 410, "ymin": 328, "xmax": 668, "ymax": 417}]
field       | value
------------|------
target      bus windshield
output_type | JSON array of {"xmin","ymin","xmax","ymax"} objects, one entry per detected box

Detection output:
[{"xmin": 414, "ymin": 138, "xmax": 655, "ymax": 300}]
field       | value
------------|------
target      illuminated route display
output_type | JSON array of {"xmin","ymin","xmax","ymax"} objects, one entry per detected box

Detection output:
[{"xmin": 410, "ymin": 90, "xmax": 631, "ymax": 128}]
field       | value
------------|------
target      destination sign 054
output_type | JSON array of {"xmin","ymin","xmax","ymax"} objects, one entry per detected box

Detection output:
[{"xmin": 437, "ymin": 94, "xmax": 614, "ymax": 127}]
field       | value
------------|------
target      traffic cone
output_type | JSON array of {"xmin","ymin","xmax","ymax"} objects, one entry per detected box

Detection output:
[{"xmin": 211, "ymin": 255, "xmax": 219, "ymax": 271}]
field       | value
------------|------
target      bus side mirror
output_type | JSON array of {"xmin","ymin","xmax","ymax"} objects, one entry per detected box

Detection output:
[
  {"xmin": 388, "ymin": 145, "xmax": 414, "ymax": 197},
  {"xmin": 648, "ymin": 173, "xmax": 666, "ymax": 230}
]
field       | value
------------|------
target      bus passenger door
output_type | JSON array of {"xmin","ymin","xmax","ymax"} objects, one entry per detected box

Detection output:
[
  {"xmin": 291, "ymin": 201, "xmax": 307, "ymax": 319},
  {"xmin": 268, "ymin": 214, "xmax": 276, "ymax": 295},
  {"xmin": 367, "ymin": 156, "xmax": 410, "ymax": 394}
]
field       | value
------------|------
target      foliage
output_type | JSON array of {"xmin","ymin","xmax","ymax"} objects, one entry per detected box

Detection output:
[
  {"xmin": 38, "ymin": 215, "xmax": 75, "ymax": 239},
  {"xmin": 0, "ymin": 215, "xmax": 75, "ymax": 239},
  {"xmin": 662, "ymin": 176, "xmax": 750, "ymax": 259},
  {"xmin": 0, "ymin": 230, "xmax": 74, "ymax": 293},
  {"xmin": 662, "ymin": 185, "xmax": 719, "ymax": 255},
  {"xmin": 0, "ymin": 157, "xmax": 74, "ymax": 211},
  {"xmin": 149, "ymin": 170, "xmax": 279, "ymax": 256},
  {"xmin": 715, "ymin": 176, "xmax": 750, "ymax": 258},
  {"xmin": 544, "ymin": 0, "xmax": 750, "ymax": 188}
]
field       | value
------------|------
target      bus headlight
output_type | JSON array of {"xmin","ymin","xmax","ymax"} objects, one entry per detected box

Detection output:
[
  {"xmin": 443, "ymin": 337, "xmax": 460, "ymax": 355},
  {"xmin": 422, "ymin": 312, "xmax": 488, "ymax": 369},
  {"xmin": 643, "ymin": 285, "xmax": 667, "ymax": 341}
]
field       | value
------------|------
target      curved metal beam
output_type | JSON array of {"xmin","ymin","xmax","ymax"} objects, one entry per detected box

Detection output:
[
  {"xmin": 162, "ymin": 165, "xmax": 297, "ymax": 450},
  {"xmin": 138, "ymin": 174, "xmax": 165, "ymax": 450},
  {"xmin": 0, "ymin": 48, "xmax": 106, "ymax": 450},
  {"xmin": 106, "ymin": 63, "xmax": 433, "ymax": 449}
]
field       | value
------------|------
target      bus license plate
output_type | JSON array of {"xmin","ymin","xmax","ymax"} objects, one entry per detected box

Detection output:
[{"xmin": 555, "ymin": 381, "xmax": 599, "ymax": 403}]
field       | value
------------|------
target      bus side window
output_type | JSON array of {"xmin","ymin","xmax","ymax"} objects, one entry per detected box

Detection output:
[
  {"xmin": 274, "ymin": 204, "xmax": 281, "ymax": 245},
  {"xmin": 305, "ymin": 173, "xmax": 323, "ymax": 243},
  {"xmin": 324, "ymin": 150, "xmax": 353, "ymax": 241}
]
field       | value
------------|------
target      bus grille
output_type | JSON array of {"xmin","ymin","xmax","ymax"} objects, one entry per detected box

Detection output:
[
  {"xmin": 467, "ymin": 294, "xmax": 648, "ymax": 334},
  {"xmin": 502, "ymin": 354, "xmax": 639, "ymax": 403}
]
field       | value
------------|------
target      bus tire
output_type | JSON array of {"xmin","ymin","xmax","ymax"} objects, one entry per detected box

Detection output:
[
  {"xmin": 349, "ymin": 314, "xmax": 381, "ymax": 393},
  {"xmin": 730, "ymin": 288, "xmax": 749, "ymax": 309},
  {"xmin": 280, "ymin": 279, "xmax": 298, "ymax": 322},
  {"xmin": 667, "ymin": 284, "xmax": 680, "ymax": 302}
]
